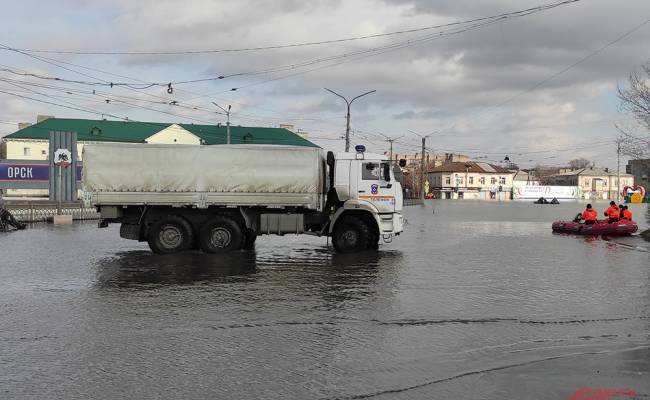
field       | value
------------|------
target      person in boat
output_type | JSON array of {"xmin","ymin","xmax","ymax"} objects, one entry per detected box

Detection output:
[
  {"xmin": 620, "ymin": 205, "xmax": 633, "ymax": 221},
  {"xmin": 580, "ymin": 204, "xmax": 598, "ymax": 225},
  {"xmin": 604, "ymin": 201, "xmax": 620, "ymax": 223}
]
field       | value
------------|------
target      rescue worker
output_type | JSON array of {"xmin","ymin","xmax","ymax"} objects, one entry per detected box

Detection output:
[
  {"xmin": 581, "ymin": 204, "xmax": 598, "ymax": 225},
  {"xmin": 604, "ymin": 201, "xmax": 620, "ymax": 223},
  {"xmin": 621, "ymin": 205, "xmax": 633, "ymax": 221}
]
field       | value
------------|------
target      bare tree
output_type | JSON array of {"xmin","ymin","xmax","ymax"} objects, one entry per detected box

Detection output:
[
  {"xmin": 0, "ymin": 140, "xmax": 6, "ymax": 160},
  {"xmin": 617, "ymin": 63, "xmax": 650, "ymax": 159},
  {"xmin": 533, "ymin": 165, "xmax": 560, "ymax": 185},
  {"xmin": 567, "ymin": 158, "xmax": 592, "ymax": 170}
]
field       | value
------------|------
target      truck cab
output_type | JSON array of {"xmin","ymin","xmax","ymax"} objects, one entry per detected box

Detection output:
[{"xmin": 326, "ymin": 146, "xmax": 404, "ymax": 252}]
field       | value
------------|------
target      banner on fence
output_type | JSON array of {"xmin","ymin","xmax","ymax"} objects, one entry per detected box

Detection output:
[{"xmin": 513, "ymin": 184, "xmax": 581, "ymax": 199}]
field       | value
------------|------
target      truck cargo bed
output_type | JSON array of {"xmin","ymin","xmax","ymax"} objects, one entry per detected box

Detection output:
[
  {"xmin": 83, "ymin": 143, "xmax": 325, "ymax": 210},
  {"xmin": 89, "ymin": 191, "xmax": 321, "ymax": 208}
]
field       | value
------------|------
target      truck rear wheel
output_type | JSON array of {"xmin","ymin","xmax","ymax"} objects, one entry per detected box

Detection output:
[
  {"xmin": 147, "ymin": 216, "xmax": 194, "ymax": 254},
  {"xmin": 333, "ymin": 215, "xmax": 371, "ymax": 253},
  {"xmin": 199, "ymin": 216, "xmax": 244, "ymax": 253}
]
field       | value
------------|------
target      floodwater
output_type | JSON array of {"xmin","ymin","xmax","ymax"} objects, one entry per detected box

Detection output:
[{"xmin": 1, "ymin": 201, "xmax": 649, "ymax": 400}]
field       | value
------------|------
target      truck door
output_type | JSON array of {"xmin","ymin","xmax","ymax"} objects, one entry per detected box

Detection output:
[{"xmin": 357, "ymin": 161, "xmax": 395, "ymax": 213}]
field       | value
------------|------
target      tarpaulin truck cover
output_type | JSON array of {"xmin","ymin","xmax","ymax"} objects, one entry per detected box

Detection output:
[{"xmin": 83, "ymin": 143, "xmax": 324, "ymax": 195}]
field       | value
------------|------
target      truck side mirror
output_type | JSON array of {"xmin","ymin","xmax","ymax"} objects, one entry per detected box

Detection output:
[
  {"xmin": 398, "ymin": 159, "xmax": 407, "ymax": 167},
  {"xmin": 326, "ymin": 151, "xmax": 335, "ymax": 167},
  {"xmin": 383, "ymin": 163, "xmax": 391, "ymax": 182}
]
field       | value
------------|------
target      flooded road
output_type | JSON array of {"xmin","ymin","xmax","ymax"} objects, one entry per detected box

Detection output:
[{"xmin": 1, "ymin": 201, "xmax": 649, "ymax": 399}]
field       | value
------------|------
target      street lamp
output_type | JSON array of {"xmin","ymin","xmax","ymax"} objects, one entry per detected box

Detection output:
[{"xmin": 325, "ymin": 88, "xmax": 376, "ymax": 152}]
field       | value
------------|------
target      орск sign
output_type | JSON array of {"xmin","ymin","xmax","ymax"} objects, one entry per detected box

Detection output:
[{"xmin": 0, "ymin": 160, "xmax": 82, "ymax": 189}]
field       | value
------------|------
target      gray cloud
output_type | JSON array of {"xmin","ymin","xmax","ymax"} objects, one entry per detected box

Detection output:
[{"xmin": 1, "ymin": 0, "xmax": 649, "ymax": 167}]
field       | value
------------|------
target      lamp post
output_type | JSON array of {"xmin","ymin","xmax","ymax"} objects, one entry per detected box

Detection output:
[
  {"xmin": 213, "ymin": 102, "xmax": 232, "ymax": 144},
  {"xmin": 325, "ymin": 88, "xmax": 376, "ymax": 152}
]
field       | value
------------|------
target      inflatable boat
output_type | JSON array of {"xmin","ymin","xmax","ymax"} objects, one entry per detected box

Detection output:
[{"xmin": 552, "ymin": 219, "xmax": 638, "ymax": 236}]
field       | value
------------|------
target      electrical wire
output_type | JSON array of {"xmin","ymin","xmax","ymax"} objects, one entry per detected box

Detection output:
[
  {"xmin": 10, "ymin": 1, "xmax": 579, "ymax": 56},
  {"xmin": 444, "ymin": 17, "xmax": 650, "ymax": 134},
  {"xmin": 0, "ymin": 1, "xmax": 580, "ymax": 93}
]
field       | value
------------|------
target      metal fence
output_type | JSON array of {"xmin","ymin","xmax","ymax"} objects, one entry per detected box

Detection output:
[
  {"xmin": 403, "ymin": 198, "xmax": 424, "ymax": 206},
  {"xmin": 4, "ymin": 202, "xmax": 99, "ymax": 223}
]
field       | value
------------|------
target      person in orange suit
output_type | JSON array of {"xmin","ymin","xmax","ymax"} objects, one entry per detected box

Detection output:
[
  {"xmin": 620, "ymin": 205, "xmax": 633, "ymax": 221},
  {"xmin": 604, "ymin": 201, "xmax": 620, "ymax": 223},
  {"xmin": 581, "ymin": 204, "xmax": 598, "ymax": 225}
]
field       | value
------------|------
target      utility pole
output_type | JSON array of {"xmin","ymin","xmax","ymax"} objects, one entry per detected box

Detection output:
[
  {"xmin": 616, "ymin": 138, "xmax": 621, "ymax": 202},
  {"xmin": 325, "ymin": 88, "xmax": 376, "ymax": 152},
  {"xmin": 409, "ymin": 130, "xmax": 436, "ymax": 201},
  {"xmin": 213, "ymin": 102, "xmax": 232, "ymax": 144},
  {"xmin": 377, "ymin": 133, "xmax": 403, "ymax": 165}
]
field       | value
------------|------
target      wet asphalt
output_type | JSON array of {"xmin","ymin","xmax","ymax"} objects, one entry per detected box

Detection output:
[{"xmin": 1, "ymin": 201, "xmax": 649, "ymax": 399}]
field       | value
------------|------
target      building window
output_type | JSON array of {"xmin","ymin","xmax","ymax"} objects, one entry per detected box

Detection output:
[
  {"xmin": 479, "ymin": 177, "xmax": 485, "ymax": 185},
  {"xmin": 491, "ymin": 177, "xmax": 497, "ymax": 185},
  {"xmin": 445, "ymin": 177, "xmax": 451, "ymax": 185},
  {"xmin": 23, "ymin": 147, "xmax": 31, "ymax": 156},
  {"xmin": 499, "ymin": 177, "xmax": 506, "ymax": 185},
  {"xmin": 469, "ymin": 176, "xmax": 474, "ymax": 185},
  {"xmin": 41, "ymin": 150, "xmax": 47, "ymax": 155}
]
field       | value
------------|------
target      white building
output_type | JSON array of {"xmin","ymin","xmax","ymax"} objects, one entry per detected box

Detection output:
[{"xmin": 427, "ymin": 161, "xmax": 515, "ymax": 200}]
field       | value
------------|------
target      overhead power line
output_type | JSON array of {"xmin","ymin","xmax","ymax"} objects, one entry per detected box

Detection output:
[
  {"xmin": 9, "ymin": 1, "xmax": 579, "ymax": 56},
  {"xmin": 0, "ymin": 0, "xmax": 580, "ymax": 94}
]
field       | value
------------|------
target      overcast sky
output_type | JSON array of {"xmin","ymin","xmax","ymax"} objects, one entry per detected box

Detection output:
[{"xmin": 1, "ymin": 0, "xmax": 649, "ymax": 168}]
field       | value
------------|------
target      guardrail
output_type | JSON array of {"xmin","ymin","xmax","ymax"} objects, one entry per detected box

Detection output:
[
  {"xmin": 403, "ymin": 198, "xmax": 424, "ymax": 206},
  {"xmin": 3, "ymin": 201, "xmax": 99, "ymax": 223}
]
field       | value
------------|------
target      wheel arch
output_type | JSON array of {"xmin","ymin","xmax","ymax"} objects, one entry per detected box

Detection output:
[{"xmin": 329, "ymin": 208, "xmax": 379, "ymax": 239}]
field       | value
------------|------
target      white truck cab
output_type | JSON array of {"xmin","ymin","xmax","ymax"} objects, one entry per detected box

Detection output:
[{"xmin": 328, "ymin": 147, "xmax": 404, "ymax": 245}]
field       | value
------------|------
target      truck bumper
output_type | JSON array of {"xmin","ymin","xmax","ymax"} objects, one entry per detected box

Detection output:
[{"xmin": 379, "ymin": 212, "xmax": 404, "ymax": 235}]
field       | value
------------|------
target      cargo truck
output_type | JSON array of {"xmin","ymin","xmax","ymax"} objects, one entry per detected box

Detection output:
[{"xmin": 83, "ymin": 143, "xmax": 404, "ymax": 254}]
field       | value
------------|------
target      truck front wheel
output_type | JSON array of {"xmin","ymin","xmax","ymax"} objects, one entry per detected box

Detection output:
[
  {"xmin": 147, "ymin": 216, "xmax": 194, "ymax": 254},
  {"xmin": 333, "ymin": 216, "xmax": 371, "ymax": 253},
  {"xmin": 243, "ymin": 229, "xmax": 257, "ymax": 250},
  {"xmin": 199, "ymin": 216, "xmax": 244, "ymax": 253}
]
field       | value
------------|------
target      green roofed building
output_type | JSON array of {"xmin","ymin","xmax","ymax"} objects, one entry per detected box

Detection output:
[{"xmin": 2, "ymin": 117, "xmax": 318, "ymax": 161}]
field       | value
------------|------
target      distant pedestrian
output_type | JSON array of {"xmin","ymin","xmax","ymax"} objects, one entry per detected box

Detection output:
[{"xmin": 604, "ymin": 201, "xmax": 620, "ymax": 223}]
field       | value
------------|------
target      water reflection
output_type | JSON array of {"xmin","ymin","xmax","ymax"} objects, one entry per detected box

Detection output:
[
  {"xmin": 95, "ymin": 250, "xmax": 258, "ymax": 286},
  {"xmin": 94, "ymin": 247, "xmax": 404, "ymax": 290},
  {"xmin": 642, "ymin": 205, "xmax": 650, "ymax": 242}
]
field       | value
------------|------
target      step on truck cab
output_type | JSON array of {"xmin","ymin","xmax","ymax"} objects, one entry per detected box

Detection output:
[{"xmin": 83, "ymin": 143, "xmax": 403, "ymax": 254}]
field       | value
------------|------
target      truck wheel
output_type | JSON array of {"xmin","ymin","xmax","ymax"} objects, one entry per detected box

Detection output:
[
  {"xmin": 333, "ymin": 216, "xmax": 371, "ymax": 253},
  {"xmin": 147, "ymin": 216, "xmax": 194, "ymax": 254},
  {"xmin": 368, "ymin": 232, "xmax": 380, "ymax": 250},
  {"xmin": 243, "ymin": 229, "xmax": 257, "ymax": 250},
  {"xmin": 199, "ymin": 216, "xmax": 244, "ymax": 253}
]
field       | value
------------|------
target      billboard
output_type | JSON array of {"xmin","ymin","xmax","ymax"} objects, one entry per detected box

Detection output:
[{"xmin": 513, "ymin": 184, "xmax": 581, "ymax": 199}]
